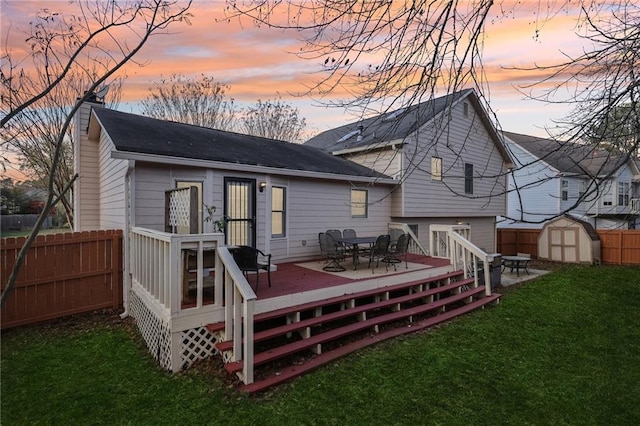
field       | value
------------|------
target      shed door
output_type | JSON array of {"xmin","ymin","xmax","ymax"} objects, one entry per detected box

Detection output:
[
  {"xmin": 224, "ymin": 178, "xmax": 256, "ymax": 247},
  {"xmin": 549, "ymin": 227, "xmax": 579, "ymax": 262}
]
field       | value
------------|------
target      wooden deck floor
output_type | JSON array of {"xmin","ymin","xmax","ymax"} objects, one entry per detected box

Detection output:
[
  {"xmin": 183, "ymin": 254, "xmax": 453, "ymax": 312},
  {"xmin": 256, "ymin": 254, "xmax": 451, "ymax": 298}
]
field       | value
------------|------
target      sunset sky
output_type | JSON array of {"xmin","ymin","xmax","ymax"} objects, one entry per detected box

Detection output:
[{"xmin": 2, "ymin": 0, "xmax": 589, "ymax": 166}]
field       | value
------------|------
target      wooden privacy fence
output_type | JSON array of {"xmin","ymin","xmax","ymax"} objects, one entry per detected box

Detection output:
[
  {"xmin": 1, "ymin": 230, "xmax": 123, "ymax": 329},
  {"xmin": 496, "ymin": 228, "xmax": 540, "ymax": 258},
  {"xmin": 497, "ymin": 228, "xmax": 640, "ymax": 265},
  {"xmin": 596, "ymin": 230, "xmax": 640, "ymax": 265}
]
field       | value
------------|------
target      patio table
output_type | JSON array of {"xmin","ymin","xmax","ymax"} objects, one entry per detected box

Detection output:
[
  {"xmin": 501, "ymin": 255, "xmax": 531, "ymax": 277},
  {"xmin": 338, "ymin": 236, "xmax": 377, "ymax": 270}
]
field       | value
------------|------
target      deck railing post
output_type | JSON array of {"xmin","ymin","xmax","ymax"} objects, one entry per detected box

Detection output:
[{"xmin": 243, "ymin": 299, "xmax": 255, "ymax": 384}]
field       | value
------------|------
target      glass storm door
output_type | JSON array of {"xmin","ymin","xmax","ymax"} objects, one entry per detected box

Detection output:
[{"xmin": 224, "ymin": 178, "xmax": 256, "ymax": 247}]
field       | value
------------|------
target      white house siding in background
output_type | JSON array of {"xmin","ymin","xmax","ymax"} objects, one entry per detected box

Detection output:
[
  {"xmin": 501, "ymin": 131, "xmax": 640, "ymax": 230},
  {"xmin": 499, "ymin": 139, "xmax": 560, "ymax": 229}
]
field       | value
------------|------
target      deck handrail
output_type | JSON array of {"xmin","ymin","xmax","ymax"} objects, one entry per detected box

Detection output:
[
  {"xmin": 388, "ymin": 222, "xmax": 428, "ymax": 255},
  {"xmin": 429, "ymin": 225, "xmax": 493, "ymax": 296},
  {"xmin": 216, "ymin": 246, "xmax": 256, "ymax": 384}
]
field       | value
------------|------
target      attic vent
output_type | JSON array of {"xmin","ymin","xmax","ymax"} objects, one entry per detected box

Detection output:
[
  {"xmin": 382, "ymin": 108, "xmax": 406, "ymax": 122},
  {"xmin": 337, "ymin": 129, "xmax": 361, "ymax": 143}
]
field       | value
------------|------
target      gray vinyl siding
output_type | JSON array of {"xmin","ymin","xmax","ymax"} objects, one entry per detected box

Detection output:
[
  {"xmin": 401, "ymin": 100, "xmax": 508, "ymax": 218},
  {"xmin": 131, "ymin": 164, "xmax": 395, "ymax": 263},
  {"xmin": 274, "ymin": 178, "xmax": 393, "ymax": 263},
  {"xmin": 97, "ymin": 131, "xmax": 127, "ymax": 230},
  {"xmin": 393, "ymin": 216, "xmax": 497, "ymax": 254}
]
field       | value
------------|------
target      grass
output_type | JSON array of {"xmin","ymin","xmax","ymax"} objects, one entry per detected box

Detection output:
[{"xmin": 2, "ymin": 265, "xmax": 640, "ymax": 425}]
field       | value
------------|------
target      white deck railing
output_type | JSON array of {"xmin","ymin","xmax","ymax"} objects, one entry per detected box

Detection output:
[
  {"xmin": 388, "ymin": 222, "xmax": 429, "ymax": 255},
  {"xmin": 129, "ymin": 227, "xmax": 256, "ymax": 382},
  {"xmin": 429, "ymin": 225, "xmax": 493, "ymax": 296}
]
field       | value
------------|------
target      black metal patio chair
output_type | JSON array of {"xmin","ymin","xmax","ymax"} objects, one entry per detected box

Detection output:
[
  {"xmin": 232, "ymin": 245, "xmax": 272, "ymax": 292},
  {"xmin": 368, "ymin": 234, "xmax": 390, "ymax": 273},
  {"xmin": 383, "ymin": 233, "xmax": 410, "ymax": 271},
  {"xmin": 319, "ymin": 232, "xmax": 346, "ymax": 272}
]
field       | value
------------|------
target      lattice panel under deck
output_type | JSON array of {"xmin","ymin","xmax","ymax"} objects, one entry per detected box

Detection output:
[
  {"xmin": 168, "ymin": 188, "xmax": 192, "ymax": 228},
  {"xmin": 130, "ymin": 291, "xmax": 172, "ymax": 371},
  {"xmin": 180, "ymin": 327, "xmax": 220, "ymax": 369}
]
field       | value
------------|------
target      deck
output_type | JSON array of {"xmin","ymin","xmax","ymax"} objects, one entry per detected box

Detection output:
[{"xmin": 128, "ymin": 225, "xmax": 498, "ymax": 379}]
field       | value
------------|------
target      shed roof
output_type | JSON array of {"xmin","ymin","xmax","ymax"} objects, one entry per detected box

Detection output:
[{"xmin": 91, "ymin": 108, "xmax": 391, "ymax": 180}]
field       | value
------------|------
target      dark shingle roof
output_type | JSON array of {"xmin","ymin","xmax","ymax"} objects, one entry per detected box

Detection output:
[
  {"xmin": 305, "ymin": 89, "xmax": 474, "ymax": 153},
  {"xmin": 91, "ymin": 108, "xmax": 390, "ymax": 179},
  {"xmin": 503, "ymin": 131, "xmax": 628, "ymax": 177}
]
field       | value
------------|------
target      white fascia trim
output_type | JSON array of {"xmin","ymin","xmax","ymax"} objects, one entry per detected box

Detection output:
[
  {"xmin": 110, "ymin": 150, "xmax": 396, "ymax": 185},
  {"xmin": 332, "ymin": 140, "xmax": 405, "ymax": 156}
]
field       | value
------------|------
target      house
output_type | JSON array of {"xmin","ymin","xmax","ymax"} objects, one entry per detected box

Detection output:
[
  {"xmin": 305, "ymin": 89, "xmax": 513, "ymax": 251},
  {"xmin": 499, "ymin": 131, "xmax": 640, "ymax": 230},
  {"xmin": 72, "ymin": 89, "xmax": 508, "ymax": 388}
]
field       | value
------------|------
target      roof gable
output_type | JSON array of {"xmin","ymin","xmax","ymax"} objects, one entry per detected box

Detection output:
[
  {"xmin": 503, "ymin": 131, "xmax": 630, "ymax": 177},
  {"xmin": 305, "ymin": 90, "xmax": 474, "ymax": 153},
  {"xmin": 305, "ymin": 89, "xmax": 512, "ymax": 166},
  {"xmin": 90, "ymin": 108, "xmax": 390, "ymax": 180}
]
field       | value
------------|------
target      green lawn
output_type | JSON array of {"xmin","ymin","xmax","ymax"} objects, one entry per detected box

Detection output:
[{"xmin": 2, "ymin": 265, "xmax": 640, "ymax": 425}]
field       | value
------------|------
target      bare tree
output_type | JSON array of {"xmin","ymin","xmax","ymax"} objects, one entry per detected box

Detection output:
[
  {"xmin": 140, "ymin": 73, "xmax": 236, "ymax": 130},
  {"xmin": 1, "ymin": 0, "xmax": 193, "ymax": 305},
  {"xmin": 239, "ymin": 96, "xmax": 307, "ymax": 142},
  {"xmin": 224, "ymin": 0, "xmax": 492, "ymax": 114},
  {"xmin": 2, "ymin": 68, "xmax": 123, "ymax": 228}
]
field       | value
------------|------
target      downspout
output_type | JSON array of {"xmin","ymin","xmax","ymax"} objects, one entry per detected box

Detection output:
[{"xmin": 120, "ymin": 160, "xmax": 135, "ymax": 319}]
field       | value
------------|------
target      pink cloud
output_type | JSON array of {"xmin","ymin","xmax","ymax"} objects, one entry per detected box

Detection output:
[{"xmin": 1, "ymin": 0, "xmax": 595, "ymax": 138}]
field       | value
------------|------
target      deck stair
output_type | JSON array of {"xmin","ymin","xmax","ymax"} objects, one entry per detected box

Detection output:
[{"xmin": 207, "ymin": 270, "xmax": 500, "ymax": 393}]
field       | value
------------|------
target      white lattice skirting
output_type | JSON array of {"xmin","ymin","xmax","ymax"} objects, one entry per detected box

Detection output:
[{"xmin": 129, "ymin": 291, "xmax": 221, "ymax": 372}]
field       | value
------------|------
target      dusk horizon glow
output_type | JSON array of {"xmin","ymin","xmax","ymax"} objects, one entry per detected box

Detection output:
[{"xmin": 2, "ymin": 0, "xmax": 591, "ymax": 181}]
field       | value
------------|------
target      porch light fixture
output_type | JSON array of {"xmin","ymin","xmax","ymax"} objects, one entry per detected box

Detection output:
[{"xmin": 259, "ymin": 181, "xmax": 267, "ymax": 192}]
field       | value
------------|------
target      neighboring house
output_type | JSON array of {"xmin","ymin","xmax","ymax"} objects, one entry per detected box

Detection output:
[
  {"xmin": 499, "ymin": 131, "xmax": 640, "ymax": 230},
  {"xmin": 305, "ymin": 89, "xmax": 513, "ymax": 251}
]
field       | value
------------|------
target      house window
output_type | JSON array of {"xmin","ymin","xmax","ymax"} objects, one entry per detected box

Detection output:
[
  {"xmin": 579, "ymin": 181, "xmax": 587, "ymax": 199},
  {"xmin": 561, "ymin": 179, "xmax": 569, "ymax": 201},
  {"xmin": 351, "ymin": 188, "xmax": 368, "ymax": 218},
  {"xmin": 463, "ymin": 102, "xmax": 469, "ymax": 117},
  {"xmin": 431, "ymin": 157, "xmax": 442, "ymax": 181},
  {"xmin": 271, "ymin": 186, "xmax": 286, "ymax": 237},
  {"xmin": 603, "ymin": 183, "xmax": 613, "ymax": 206},
  {"xmin": 618, "ymin": 182, "xmax": 630, "ymax": 206},
  {"xmin": 464, "ymin": 163, "xmax": 473, "ymax": 194}
]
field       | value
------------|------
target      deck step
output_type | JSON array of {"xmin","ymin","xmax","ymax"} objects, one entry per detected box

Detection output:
[
  {"xmin": 240, "ymin": 293, "xmax": 501, "ymax": 393},
  {"xmin": 224, "ymin": 285, "xmax": 487, "ymax": 374},
  {"xmin": 215, "ymin": 277, "xmax": 474, "ymax": 353},
  {"xmin": 253, "ymin": 270, "xmax": 465, "ymax": 323}
]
